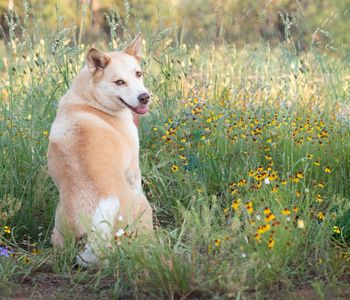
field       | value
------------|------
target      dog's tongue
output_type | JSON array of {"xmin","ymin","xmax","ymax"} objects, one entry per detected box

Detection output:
[{"xmin": 134, "ymin": 104, "xmax": 148, "ymax": 115}]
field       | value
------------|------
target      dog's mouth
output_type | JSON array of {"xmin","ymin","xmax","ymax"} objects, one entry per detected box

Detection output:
[{"xmin": 117, "ymin": 97, "xmax": 148, "ymax": 115}]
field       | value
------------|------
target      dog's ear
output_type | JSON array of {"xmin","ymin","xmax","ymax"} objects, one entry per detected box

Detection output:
[
  {"xmin": 124, "ymin": 33, "xmax": 143, "ymax": 61},
  {"xmin": 87, "ymin": 48, "xmax": 110, "ymax": 73}
]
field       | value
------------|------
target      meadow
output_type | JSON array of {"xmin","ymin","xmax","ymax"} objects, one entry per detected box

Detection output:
[{"xmin": 0, "ymin": 9, "xmax": 350, "ymax": 299}]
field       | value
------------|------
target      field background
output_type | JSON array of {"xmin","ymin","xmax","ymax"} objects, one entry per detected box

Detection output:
[{"xmin": 0, "ymin": 0, "xmax": 350, "ymax": 299}]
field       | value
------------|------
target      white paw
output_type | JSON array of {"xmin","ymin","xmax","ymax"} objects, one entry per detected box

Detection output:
[{"xmin": 76, "ymin": 245, "xmax": 98, "ymax": 267}]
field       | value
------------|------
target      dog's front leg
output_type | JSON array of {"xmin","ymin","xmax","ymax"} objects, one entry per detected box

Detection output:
[{"xmin": 126, "ymin": 168, "xmax": 142, "ymax": 193}]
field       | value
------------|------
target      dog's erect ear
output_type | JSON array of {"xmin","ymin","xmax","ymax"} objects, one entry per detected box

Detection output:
[
  {"xmin": 87, "ymin": 48, "xmax": 110, "ymax": 73},
  {"xmin": 124, "ymin": 33, "xmax": 143, "ymax": 61}
]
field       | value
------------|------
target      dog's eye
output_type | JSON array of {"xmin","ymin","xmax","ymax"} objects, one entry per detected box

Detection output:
[
  {"xmin": 115, "ymin": 80, "xmax": 126, "ymax": 86},
  {"xmin": 136, "ymin": 71, "xmax": 142, "ymax": 78}
]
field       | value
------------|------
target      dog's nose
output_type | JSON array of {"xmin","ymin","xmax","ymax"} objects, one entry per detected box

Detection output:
[{"xmin": 138, "ymin": 93, "xmax": 150, "ymax": 105}]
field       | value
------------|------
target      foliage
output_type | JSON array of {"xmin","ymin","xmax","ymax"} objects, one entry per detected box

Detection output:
[{"xmin": 0, "ymin": 1, "xmax": 350, "ymax": 46}]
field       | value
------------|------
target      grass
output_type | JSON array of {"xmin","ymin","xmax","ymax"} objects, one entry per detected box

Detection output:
[{"xmin": 0, "ymin": 10, "xmax": 350, "ymax": 300}]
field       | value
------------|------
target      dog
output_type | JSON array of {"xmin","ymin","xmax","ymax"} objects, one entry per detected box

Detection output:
[{"xmin": 48, "ymin": 33, "xmax": 153, "ymax": 266}]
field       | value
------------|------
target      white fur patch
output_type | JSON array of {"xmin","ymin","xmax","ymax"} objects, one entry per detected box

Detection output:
[
  {"xmin": 92, "ymin": 196, "xmax": 120, "ymax": 239},
  {"xmin": 76, "ymin": 196, "xmax": 120, "ymax": 267},
  {"xmin": 130, "ymin": 121, "xmax": 139, "ymax": 148}
]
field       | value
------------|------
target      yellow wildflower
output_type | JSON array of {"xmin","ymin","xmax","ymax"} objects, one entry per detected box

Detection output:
[
  {"xmin": 271, "ymin": 186, "xmax": 279, "ymax": 193},
  {"xmin": 307, "ymin": 154, "xmax": 313, "ymax": 160},
  {"xmin": 333, "ymin": 226, "xmax": 341, "ymax": 234},
  {"xmin": 257, "ymin": 224, "xmax": 271, "ymax": 234},
  {"xmin": 318, "ymin": 181, "xmax": 325, "ymax": 188},
  {"xmin": 245, "ymin": 201, "xmax": 253, "ymax": 214},
  {"xmin": 316, "ymin": 194, "xmax": 323, "ymax": 203},
  {"xmin": 23, "ymin": 256, "xmax": 30, "ymax": 264},
  {"xmin": 171, "ymin": 165, "xmax": 179, "ymax": 173},
  {"xmin": 293, "ymin": 177, "xmax": 300, "ymax": 183},
  {"xmin": 237, "ymin": 179, "xmax": 247, "ymax": 187},
  {"xmin": 248, "ymin": 170, "xmax": 255, "ymax": 177},
  {"xmin": 230, "ymin": 189, "xmax": 238, "ymax": 196},
  {"xmin": 282, "ymin": 208, "xmax": 291, "ymax": 216},
  {"xmin": 296, "ymin": 172, "xmax": 303, "ymax": 179},
  {"xmin": 324, "ymin": 167, "xmax": 332, "ymax": 173},
  {"xmin": 317, "ymin": 212, "xmax": 325, "ymax": 221},
  {"xmin": 197, "ymin": 187, "xmax": 204, "ymax": 193},
  {"xmin": 31, "ymin": 248, "xmax": 40, "ymax": 255},
  {"xmin": 231, "ymin": 199, "xmax": 240, "ymax": 210},
  {"xmin": 265, "ymin": 213, "xmax": 276, "ymax": 223},
  {"xmin": 263, "ymin": 207, "xmax": 271, "ymax": 215}
]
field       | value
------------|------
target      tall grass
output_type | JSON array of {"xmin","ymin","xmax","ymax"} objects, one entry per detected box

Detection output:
[{"xmin": 0, "ymin": 3, "xmax": 349, "ymax": 299}]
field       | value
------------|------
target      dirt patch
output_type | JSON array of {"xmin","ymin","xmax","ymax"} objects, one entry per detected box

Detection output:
[
  {"xmin": 2, "ymin": 273, "xmax": 105, "ymax": 300},
  {"xmin": 3, "ymin": 272, "xmax": 350, "ymax": 300},
  {"xmin": 275, "ymin": 286, "xmax": 350, "ymax": 300}
]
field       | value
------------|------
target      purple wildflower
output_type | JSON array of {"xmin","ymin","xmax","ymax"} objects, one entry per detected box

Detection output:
[{"xmin": 0, "ymin": 246, "xmax": 9, "ymax": 257}]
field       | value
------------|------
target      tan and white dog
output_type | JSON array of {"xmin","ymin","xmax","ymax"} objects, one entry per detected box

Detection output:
[{"xmin": 48, "ymin": 34, "xmax": 153, "ymax": 266}]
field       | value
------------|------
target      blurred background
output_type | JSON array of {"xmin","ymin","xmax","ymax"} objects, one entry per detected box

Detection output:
[{"xmin": 0, "ymin": 0, "xmax": 349, "ymax": 50}]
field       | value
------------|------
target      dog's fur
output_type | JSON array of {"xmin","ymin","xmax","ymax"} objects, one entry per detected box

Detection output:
[{"xmin": 48, "ymin": 34, "xmax": 153, "ymax": 265}]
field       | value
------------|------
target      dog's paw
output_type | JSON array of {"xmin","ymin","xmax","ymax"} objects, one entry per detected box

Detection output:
[
  {"xmin": 126, "ymin": 169, "xmax": 142, "ymax": 192},
  {"xmin": 76, "ymin": 245, "xmax": 98, "ymax": 267}
]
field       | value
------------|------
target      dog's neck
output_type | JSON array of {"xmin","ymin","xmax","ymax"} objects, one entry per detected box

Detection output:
[
  {"xmin": 88, "ymin": 91, "xmax": 122, "ymax": 116},
  {"xmin": 87, "ymin": 93, "xmax": 139, "ymax": 127},
  {"xmin": 88, "ymin": 94, "xmax": 135, "ymax": 124}
]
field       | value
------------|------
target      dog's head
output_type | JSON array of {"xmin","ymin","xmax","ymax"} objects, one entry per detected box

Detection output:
[{"xmin": 86, "ymin": 33, "xmax": 150, "ymax": 115}]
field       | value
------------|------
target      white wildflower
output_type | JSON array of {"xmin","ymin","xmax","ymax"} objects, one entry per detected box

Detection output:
[{"xmin": 115, "ymin": 229, "xmax": 125, "ymax": 237}]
